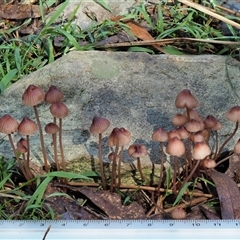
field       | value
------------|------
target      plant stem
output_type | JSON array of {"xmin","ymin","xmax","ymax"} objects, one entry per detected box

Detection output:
[
  {"xmin": 33, "ymin": 105, "xmax": 49, "ymax": 172},
  {"xmin": 98, "ymin": 133, "xmax": 106, "ymax": 190}
]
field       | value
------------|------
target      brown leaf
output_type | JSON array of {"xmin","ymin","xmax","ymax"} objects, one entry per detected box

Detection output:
[
  {"xmin": 126, "ymin": 20, "xmax": 167, "ymax": 53},
  {"xmin": 209, "ymin": 170, "xmax": 240, "ymax": 219},
  {"xmin": 0, "ymin": 4, "xmax": 41, "ymax": 19},
  {"xmin": 72, "ymin": 187, "xmax": 146, "ymax": 219}
]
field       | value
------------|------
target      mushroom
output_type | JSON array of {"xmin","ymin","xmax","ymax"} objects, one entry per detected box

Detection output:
[
  {"xmin": 22, "ymin": 85, "xmax": 49, "ymax": 172},
  {"xmin": 175, "ymin": 89, "xmax": 199, "ymax": 121},
  {"xmin": 171, "ymin": 207, "xmax": 187, "ymax": 219},
  {"xmin": 171, "ymin": 113, "xmax": 187, "ymax": 127},
  {"xmin": 215, "ymin": 106, "xmax": 240, "ymax": 160},
  {"xmin": 90, "ymin": 116, "xmax": 110, "ymax": 190},
  {"xmin": 50, "ymin": 102, "xmax": 69, "ymax": 171},
  {"xmin": 108, "ymin": 127, "xmax": 131, "ymax": 190},
  {"xmin": 184, "ymin": 142, "xmax": 211, "ymax": 185},
  {"xmin": 128, "ymin": 144, "xmax": 148, "ymax": 183},
  {"xmin": 16, "ymin": 138, "xmax": 32, "ymax": 179},
  {"xmin": 45, "ymin": 123, "xmax": 60, "ymax": 171},
  {"xmin": 152, "ymin": 127, "xmax": 168, "ymax": 192},
  {"xmin": 166, "ymin": 137, "xmax": 185, "ymax": 194},
  {"xmin": 45, "ymin": 85, "xmax": 64, "ymax": 124},
  {"xmin": 18, "ymin": 117, "xmax": 38, "ymax": 177},
  {"xmin": 0, "ymin": 114, "xmax": 28, "ymax": 180}
]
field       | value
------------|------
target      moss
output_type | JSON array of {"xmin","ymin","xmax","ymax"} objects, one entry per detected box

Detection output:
[{"xmin": 66, "ymin": 157, "xmax": 165, "ymax": 186}]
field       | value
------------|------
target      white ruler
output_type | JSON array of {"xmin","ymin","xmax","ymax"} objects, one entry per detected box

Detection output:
[{"xmin": 1, "ymin": 220, "xmax": 240, "ymax": 240}]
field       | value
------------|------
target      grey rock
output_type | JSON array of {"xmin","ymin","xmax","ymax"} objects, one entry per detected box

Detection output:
[
  {"xmin": 1, "ymin": 51, "xmax": 240, "ymax": 166},
  {"xmin": 58, "ymin": 0, "xmax": 136, "ymax": 30}
]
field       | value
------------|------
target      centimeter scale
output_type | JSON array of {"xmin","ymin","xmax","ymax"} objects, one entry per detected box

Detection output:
[{"xmin": 1, "ymin": 220, "xmax": 240, "ymax": 240}]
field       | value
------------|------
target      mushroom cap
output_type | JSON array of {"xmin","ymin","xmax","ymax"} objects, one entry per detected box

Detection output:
[
  {"xmin": 17, "ymin": 138, "xmax": 28, "ymax": 154},
  {"xmin": 0, "ymin": 114, "xmax": 19, "ymax": 134},
  {"xmin": 171, "ymin": 114, "xmax": 187, "ymax": 127},
  {"xmin": 234, "ymin": 139, "xmax": 240, "ymax": 154},
  {"xmin": 203, "ymin": 115, "xmax": 218, "ymax": 129},
  {"xmin": 108, "ymin": 127, "xmax": 131, "ymax": 147},
  {"xmin": 22, "ymin": 84, "xmax": 45, "ymax": 106},
  {"xmin": 171, "ymin": 207, "xmax": 187, "ymax": 219},
  {"xmin": 128, "ymin": 144, "xmax": 148, "ymax": 158},
  {"xmin": 192, "ymin": 142, "xmax": 211, "ymax": 160},
  {"xmin": 168, "ymin": 130, "xmax": 181, "ymax": 140},
  {"xmin": 50, "ymin": 102, "xmax": 69, "ymax": 119},
  {"xmin": 185, "ymin": 119, "xmax": 204, "ymax": 133},
  {"xmin": 18, "ymin": 117, "xmax": 38, "ymax": 136},
  {"xmin": 45, "ymin": 85, "xmax": 64, "ymax": 104},
  {"xmin": 45, "ymin": 122, "xmax": 60, "ymax": 134},
  {"xmin": 190, "ymin": 131, "xmax": 205, "ymax": 143},
  {"xmin": 90, "ymin": 116, "xmax": 110, "ymax": 135},
  {"xmin": 226, "ymin": 106, "xmax": 240, "ymax": 122},
  {"xmin": 177, "ymin": 126, "xmax": 190, "ymax": 139},
  {"xmin": 183, "ymin": 109, "xmax": 202, "ymax": 121},
  {"xmin": 152, "ymin": 127, "xmax": 168, "ymax": 142},
  {"xmin": 210, "ymin": 120, "xmax": 223, "ymax": 131},
  {"xmin": 175, "ymin": 89, "xmax": 199, "ymax": 109},
  {"xmin": 201, "ymin": 158, "xmax": 216, "ymax": 169},
  {"xmin": 108, "ymin": 152, "xmax": 120, "ymax": 162},
  {"xmin": 166, "ymin": 137, "xmax": 185, "ymax": 157},
  {"xmin": 17, "ymin": 137, "xmax": 28, "ymax": 148}
]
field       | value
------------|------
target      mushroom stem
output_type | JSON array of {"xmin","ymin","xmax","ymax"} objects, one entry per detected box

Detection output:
[
  {"xmin": 52, "ymin": 132, "xmax": 60, "ymax": 171},
  {"xmin": 26, "ymin": 135, "xmax": 30, "ymax": 168},
  {"xmin": 181, "ymin": 159, "xmax": 201, "ymax": 188},
  {"xmin": 110, "ymin": 145, "xmax": 119, "ymax": 192},
  {"xmin": 117, "ymin": 146, "xmax": 124, "ymax": 188},
  {"xmin": 58, "ymin": 118, "xmax": 66, "ymax": 171},
  {"xmin": 8, "ymin": 134, "xmax": 29, "ymax": 180},
  {"xmin": 98, "ymin": 133, "xmax": 106, "ymax": 190},
  {"xmin": 215, "ymin": 121, "xmax": 238, "ymax": 160},
  {"xmin": 137, "ymin": 157, "xmax": 145, "ymax": 183},
  {"xmin": 33, "ymin": 106, "xmax": 49, "ymax": 172},
  {"xmin": 157, "ymin": 142, "xmax": 165, "ymax": 193}
]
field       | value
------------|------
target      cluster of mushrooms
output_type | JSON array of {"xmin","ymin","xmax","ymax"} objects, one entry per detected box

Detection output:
[
  {"xmin": 90, "ymin": 89, "xmax": 240, "ymax": 195},
  {"xmin": 0, "ymin": 86, "xmax": 240, "ymax": 203},
  {"xmin": 0, "ymin": 85, "xmax": 69, "ymax": 181}
]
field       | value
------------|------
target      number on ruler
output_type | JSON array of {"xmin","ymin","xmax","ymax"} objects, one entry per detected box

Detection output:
[
  {"xmin": 192, "ymin": 223, "xmax": 200, "ymax": 227},
  {"xmin": 104, "ymin": 223, "xmax": 110, "ymax": 227},
  {"xmin": 147, "ymin": 223, "xmax": 153, "ymax": 227},
  {"xmin": 126, "ymin": 222, "xmax": 131, "ymax": 227},
  {"xmin": 83, "ymin": 223, "xmax": 88, "ymax": 227},
  {"xmin": 169, "ymin": 223, "xmax": 174, "ymax": 227},
  {"xmin": 214, "ymin": 223, "xmax": 221, "ymax": 227}
]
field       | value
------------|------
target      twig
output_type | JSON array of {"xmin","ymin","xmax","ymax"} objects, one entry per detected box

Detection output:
[
  {"xmin": 164, "ymin": 197, "xmax": 208, "ymax": 212},
  {"xmin": 96, "ymin": 37, "xmax": 240, "ymax": 49},
  {"xmin": 42, "ymin": 225, "xmax": 51, "ymax": 240},
  {"xmin": 177, "ymin": 0, "xmax": 240, "ymax": 29}
]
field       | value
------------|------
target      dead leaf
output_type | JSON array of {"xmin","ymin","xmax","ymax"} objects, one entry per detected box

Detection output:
[
  {"xmin": 224, "ymin": 153, "xmax": 240, "ymax": 181},
  {"xmin": 0, "ymin": 4, "xmax": 41, "ymax": 19},
  {"xmin": 198, "ymin": 205, "xmax": 220, "ymax": 220},
  {"xmin": 126, "ymin": 20, "xmax": 167, "ymax": 54},
  {"xmin": 209, "ymin": 170, "xmax": 240, "ymax": 219},
  {"xmin": 68, "ymin": 186, "xmax": 146, "ymax": 219}
]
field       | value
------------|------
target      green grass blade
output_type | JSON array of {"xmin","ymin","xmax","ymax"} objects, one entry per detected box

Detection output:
[
  {"xmin": 0, "ymin": 68, "xmax": 18, "ymax": 93},
  {"xmin": 173, "ymin": 181, "xmax": 192, "ymax": 206},
  {"xmin": 94, "ymin": 0, "xmax": 112, "ymax": 12},
  {"xmin": 43, "ymin": 0, "xmax": 69, "ymax": 29}
]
